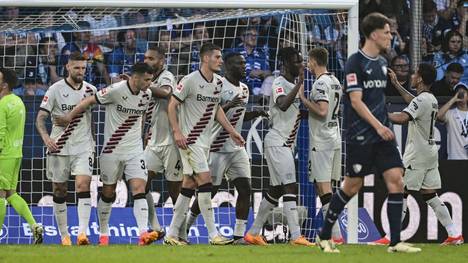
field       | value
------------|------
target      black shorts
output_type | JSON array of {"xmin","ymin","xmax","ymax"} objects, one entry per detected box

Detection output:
[{"xmin": 346, "ymin": 140, "xmax": 403, "ymax": 177}]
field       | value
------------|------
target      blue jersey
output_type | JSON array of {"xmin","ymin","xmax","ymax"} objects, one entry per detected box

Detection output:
[{"xmin": 343, "ymin": 50, "xmax": 391, "ymax": 145}]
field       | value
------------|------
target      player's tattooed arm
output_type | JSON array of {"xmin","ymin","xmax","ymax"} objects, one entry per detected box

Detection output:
[
  {"xmin": 54, "ymin": 96, "xmax": 97, "ymax": 127},
  {"xmin": 150, "ymin": 84, "xmax": 172, "ymax": 99},
  {"xmin": 36, "ymin": 110, "xmax": 58, "ymax": 152},
  {"xmin": 388, "ymin": 68, "xmax": 414, "ymax": 104}
]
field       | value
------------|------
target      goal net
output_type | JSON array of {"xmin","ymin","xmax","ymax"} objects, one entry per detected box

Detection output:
[{"xmin": 0, "ymin": 3, "xmax": 354, "ymax": 244}]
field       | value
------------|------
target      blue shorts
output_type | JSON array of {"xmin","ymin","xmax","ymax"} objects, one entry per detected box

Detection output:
[{"xmin": 346, "ymin": 140, "xmax": 403, "ymax": 177}]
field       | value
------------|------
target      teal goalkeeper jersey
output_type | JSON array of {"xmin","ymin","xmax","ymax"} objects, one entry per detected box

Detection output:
[{"xmin": 0, "ymin": 93, "xmax": 25, "ymax": 159}]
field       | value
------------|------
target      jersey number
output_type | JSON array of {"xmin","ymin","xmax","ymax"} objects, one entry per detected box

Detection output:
[
  {"xmin": 429, "ymin": 111, "xmax": 436, "ymax": 140},
  {"xmin": 331, "ymin": 92, "xmax": 341, "ymax": 120},
  {"xmin": 140, "ymin": 160, "xmax": 146, "ymax": 170},
  {"xmin": 175, "ymin": 160, "xmax": 182, "ymax": 171}
]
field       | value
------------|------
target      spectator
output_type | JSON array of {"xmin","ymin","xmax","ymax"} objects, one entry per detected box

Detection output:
[
  {"xmin": 60, "ymin": 21, "xmax": 109, "ymax": 87},
  {"xmin": 435, "ymin": 0, "xmax": 459, "ymax": 22},
  {"xmin": 231, "ymin": 27, "xmax": 271, "ymax": 95},
  {"xmin": 423, "ymin": 0, "xmax": 452, "ymax": 52},
  {"xmin": 438, "ymin": 82, "xmax": 468, "ymax": 160},
  {"xmin": 26, "ymin": 37, "xmax": 61, "ymax": 86},
  {"xmin": 432, "ymin": 30, "xmax": 468, "ymax": 83},
  {"xmin": 12, "ymin": 70, "xmax": 46, "ymax": 97},
  {"xmin": 432, "ymin": 62, "xmax": 464, "ymax": 96},
  {"xmin": 385, "ymin": 55, "xmax": 414, "ymax": 96},
  {"xmin": 105, "ymin": 29, "xmax": 146, "ymax": 83},
  {"xmin": 176, "ymin": 23, "xmax": 211, "ymax": 75},
  {"xmin": 388, "ymin": 14, "xmax": 407, "ymax": 56}
]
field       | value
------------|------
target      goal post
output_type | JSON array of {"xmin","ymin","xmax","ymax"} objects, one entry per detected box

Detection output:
[{"xmin": 0, "ymin": 0, "xmax": 359, "ymax": 244}]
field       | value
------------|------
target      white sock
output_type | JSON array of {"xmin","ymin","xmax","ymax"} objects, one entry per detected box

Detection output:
[
  {"xmin": 168, "ymin": 195, "xmax": 191, "ymax": 238},
  {"xmin": 98, "ymin": 198, "xmax": 113, "ymax": 236},
  {"xmin": 426, "ymin": 196, "xmax": 458, "ymax": 237},
  {"xmin": 234, "ymin": 219, "xmax": 247, "ymax": 238},
  {"xmin": 146, "ymin": 192, "xmax": 161, "ymax": 231},
  {"xmin": 283, "ymin": 195, "xmax": 301, "ymax": 240},
  {"xmin": 53, "ymin": 202, "xmax": 69, "ymax": 237},
  {"xmin": 77, "ymin": 197, "xmax": 91, "ymax": 234},
  {"xmin": 133, "ymin": 198, "xmax": 149, "ymax": 233},
  {"xmin": 249, "ymin": 197, "xmax": 276, "ymax": 236},
  {"xmin": 198, "ymin": 192, "xmax": 218, "ymax": 239},
  {"xmin": 322, "ymin": 203, "xmax": 342, "ymax": 240}
]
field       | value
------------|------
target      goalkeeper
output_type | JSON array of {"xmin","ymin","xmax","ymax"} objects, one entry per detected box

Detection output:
[{"xmin": 0, "ymin": 68, "xmax": 43, "ymax": 244}]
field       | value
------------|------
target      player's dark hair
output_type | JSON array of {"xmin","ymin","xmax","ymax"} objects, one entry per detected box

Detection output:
[
  {"xmin": 132, "ymin": 62, "xmax": 153, "ymax": 75},
  {"xmin": 447, "ymin": 62, "xmax": 464, "ymax": 74},
  {"xmin": 68, "ymin": 51, "xmax": 86, "ymax": 61},
  {"xmin": 278, "ymin": 47, "xmax": 301, "ymax": 66},
  {"xmin": 147, "ymin": 44, "xmax": 166, "ymax": 57},
  {"xmin": 361, "ymin": 12, "xmax": 390, "ymax": 39},
  {"xmin": 308, "ymin": 47, "xmax": 329, "ymax": 67},
  {"xmin": 0, "ymin": 67, "xmax": 18, "ymax": 91},
  {"xmin": 223, "ymin": 52, "xmax": 242, "ymax": 66},
  {"xmin": 199, "ymin": 43, "xmax": 222, "ymax": 58},
  {"xmin": 417, "ymin": 63, "xmax": 437, "ymax": 86}
]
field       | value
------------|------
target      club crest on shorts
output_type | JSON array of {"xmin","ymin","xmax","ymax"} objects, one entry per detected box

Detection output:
[{"xmin": 352, "ymin": 163, "xmax": 362, "ymax": 174}]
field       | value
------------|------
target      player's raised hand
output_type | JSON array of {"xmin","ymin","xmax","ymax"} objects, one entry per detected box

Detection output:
[
  {"xmin": 387, "ymin": 68, "xmax": 399, "ymax": 86},
  {"xmin": 53, "ymin": 114, "xmax": 72, "ymax": 127},
  {"xmin": 376, "ymin": 125, "xmax": 395, "ymax": 141},
  {"xmin": 174, "ymin": 131, "xmax": 188, "ymax": 150},
  {"xmin": 231, "ymin": 131, "xmax": 245, "ymax": 147},
  {"xmin": 298, "ymin": 84, "xmax": 305, "ymax": 99},
  {"xmin": 298, "ymin": 64, "xmax": 305, "ymax": 83},
  {"xmin": 229, "ymin": 94, "xmax": 243, "ymax": 107},
  {"xmin": 43, "ymin": 136, "xmax": 59, "ymax": 152}
]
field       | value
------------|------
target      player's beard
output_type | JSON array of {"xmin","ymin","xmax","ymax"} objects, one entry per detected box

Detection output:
[{"xmin": 70, "ymin": 75, "xmax": 84, "ymax": 84}]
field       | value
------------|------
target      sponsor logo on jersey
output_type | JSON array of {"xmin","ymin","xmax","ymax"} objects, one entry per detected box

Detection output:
[
  {"xmin": 42, "ymin": 96, "xmax": 49, "ymax": 103},
  {"xmin": 346, "ymin": 73, "xmax": 358, "ymax": 86},
  {"xmin": 197, "ymin": 94, "xmax": 220, "ymax": 103},
  {"xmin": 276, "ymin": 87, "xmax": 284, "ymax": 94},
  {"xmin": 363, "ymin": 80, "xmax": 387, "ymax": 89},
  {"xmin": 63, "ymin": 93, "xmax": 69, "ymax": 98},
  {"xmin": 117, "ymin": 105, "xmax": 145, "ymax": 115},
  {"xmin": 61, "ymin": 104, "xmax": 76, "ymax": 111},
  {"xmin": 122, "ymin": 96, "xmax": 128, "ymax": 101}
]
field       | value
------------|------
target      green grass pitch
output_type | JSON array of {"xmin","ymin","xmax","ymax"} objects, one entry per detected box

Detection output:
[{"xmin": 0, "ymin": 244, "xmax": 466, "ymax": 263}]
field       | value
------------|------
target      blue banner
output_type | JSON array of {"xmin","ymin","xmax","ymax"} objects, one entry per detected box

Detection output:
[{"xmin": 1, "ymin": 206, "xmax": 379, "ymax": 244}]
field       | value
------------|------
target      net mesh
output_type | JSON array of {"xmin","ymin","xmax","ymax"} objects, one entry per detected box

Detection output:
[{"xmin": 0, "ymin": 7, "xmax": 348, "ymax": 244}]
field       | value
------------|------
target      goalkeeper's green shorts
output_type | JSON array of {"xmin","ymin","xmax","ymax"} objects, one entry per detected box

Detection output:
[{"xmin": 0, "ymin": 158, "xmax": 21, "ymax": 190}]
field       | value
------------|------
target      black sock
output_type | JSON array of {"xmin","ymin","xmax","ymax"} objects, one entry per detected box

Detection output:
[
  {"xmin": 234, "ymin": 236, "xmax": 243, "ymax": 240},
  {"xmin": 387, "ymin": 193, "xmax": 404, "ymax": 246},
  {"xmin": 319, "ymin": 189, "xmax": 351, "ymax": 240}
]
